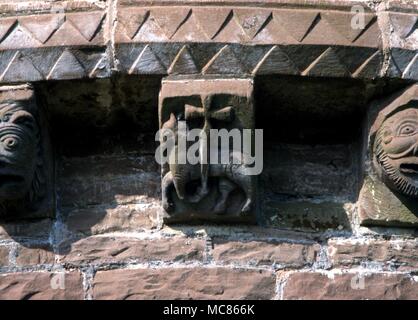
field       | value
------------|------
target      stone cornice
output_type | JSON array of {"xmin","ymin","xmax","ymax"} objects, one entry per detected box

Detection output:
[{"xmin": 0, "ymin": 0, "xmax": 416, "ymax": 83}]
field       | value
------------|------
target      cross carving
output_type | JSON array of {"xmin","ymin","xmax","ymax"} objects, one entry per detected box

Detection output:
[
  {"xmin": 184, "ymin": 95, "xmax": 235, "ymax": 202},
  {"xmin": 185, "ymin": 96, "xmax": 235, "ymax": 126}
]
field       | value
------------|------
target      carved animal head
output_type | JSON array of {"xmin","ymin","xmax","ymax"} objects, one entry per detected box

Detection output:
[
  {"xmin": 0, "ymin": 100, "xmax": 44, "ymax": 211},
  {"xmin": 374, "ymin": 107, "xmax": 418, "ymax": 197}
]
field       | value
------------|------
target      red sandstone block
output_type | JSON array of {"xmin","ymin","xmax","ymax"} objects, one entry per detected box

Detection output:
[
  {"xmin": 282, "ymin": 272, "xmax": 418, "ymax": 300},
  {"xmin": 59, "ymin": 236, "xmax": 205, "ymax": 264},
  {"xmin": 213, "ymin": 239, "xmax": 319, "ymax": 267},
  {"xmin": 0, "ymin": 272, "xmax": 84, "ymax": 300},
  {"xmin": 328, "ymin": 239, "xmax": 418, "ymax": 271},
  {"xmin": 15, "ymin": 244, "xmax": 55, "ymax": 267},
  {"xmin": 93, "ymin": 267, "xmax": 276, "ymax": 300}
]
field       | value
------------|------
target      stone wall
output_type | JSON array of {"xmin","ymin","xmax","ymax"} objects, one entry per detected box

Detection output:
[
  {"xmin": 0, "ymin": 76, "xmax": 416, "ymax": 300},
  {"xmin": 0, "ymin": 0, "xmax": 418, "ymax": 300}
]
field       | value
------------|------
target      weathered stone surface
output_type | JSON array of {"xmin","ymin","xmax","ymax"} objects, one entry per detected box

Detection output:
[
  {"xmin": 0, "ymin": 1, "xmax": 416, "ymax": 81},
  {"xmin": 58, "ymin": 154, "xmax": 161, "ymax": 234},
  {"xmin": 58, "ymin": 155, "xmax": 160, "ymax": 208},
  {"xmin": 93, "ymin": 268, "xmax": 275, "ymax": 300},
  {"xmin": 163, "ymin": 223, "xmax": 320, "ymax": 240},
  {"xmin": 0, "ymin": 246, "xmax": 9, "ymax": 267},
  {"xmin": 0, "ymin": 84, "xmax": 54, "ymax": 220},
  {"xmin": 115, "ymin": 5, "xmax": 380, "ymax": 47},
  {"xmin": 15, "ymin": 244, "xmax": 55, "ymax": 266},
  {"xmin": 213, "ymin": 239, "xmax": 319, "ymax": 267},
  {"xmin": 115, "ymin": 43, "xmax": 383, "ymax": 78},
  {"xmin": 60, "ymin": 236, "xmax": 205, "ymax": 264},
  {"xmin": 264, "ymin": 200, "xmax": 351, "ymax": 231},
  {"xmin": 112, "ymin": 1, "xmax": 385, "ymax": 78},
  {"xmin": 386, "ymin": 12, "xmax": 418, "ymax": 52},
  {"xmin": 359, "ymin": 177, "xmax": 418, "ymax": 227},
  {"xmin": 159, "ymin": 77, "xmax": 257, "ymax": 224},
  {"xmin": 35, "ymin": 76, "xmax": 160, "ymax": 156},
  {"xmin": 328, "ymin": 239, "xmax": 418, "ymax": 271},
  {"xmin": 0, "ymin": 219, "xmax": 52, "ymax": 240},
  {"xmin": 282, "ymin": 272, "xmax": 418, "ymax": 300},
  {"xmin": 0, "ymin": 1, "xmax": 109, "ymax": 83},
  {"xmin": 388, "ymin": 48, "xmax": 418, "ymax": 79},
  {"xmin": 65, "ymin": 204, "xmax": 159, "ymax": 236},
  {"xmin": 262, "ymin": 144, "xmax": 358, "ymax": 198},
  {"xmin": 258, "ymin": 76, "xmax": 371, "ymax": 230},
  {"xmin": 0, "ymin": 272, "xmax": 84, "ymax": 300},
  {"xmin": 361, "ymin": 84, "xmax": 418, "ymax": 227}
]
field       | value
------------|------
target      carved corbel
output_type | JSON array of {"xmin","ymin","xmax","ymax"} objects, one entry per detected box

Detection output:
[
  {"xmin": 359, "ymin": 84, "xmax": 418, "ymax": 227},
  {"xmin": 158, "ymin": 77, "xmax": 258, "ymax": 224},
  {"xmin": 0, "ymin": 84, "xmax": 54, "ymax": 220}
]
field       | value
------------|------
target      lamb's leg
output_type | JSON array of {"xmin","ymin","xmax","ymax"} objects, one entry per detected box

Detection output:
[
  {"xmin": 241, "ymin": 197, "xmax": 252, "ymax": 213},
  {"xmin": 187, "ymin": 170, "xmax": 210, "ymax": 203},
  {"xmin": 234, "ymin": 171, "xmax": 254, "ymax": 214},
  {"xmin": 213, "ymin": 178, "xmax": 235, "ymax": 214},
  {"xmin": 162, "ymin": 171, "xmax": 175, "ymax": 212},
  {"xmin": 187, "ymin": 184, "xmax": 210, "ymax": 203}
]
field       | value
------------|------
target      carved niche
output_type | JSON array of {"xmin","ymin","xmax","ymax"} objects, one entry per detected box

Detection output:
[
  {"xmin": 158, "ymin": 78, "xmax": 257, "ymax": 224},
  {"xmin": 359, "ymin": 84, "xmax": 418, "ymax": 227},
  {"xmin": 0, "ymin": 85, "xmax": 54, "ymax": 220}
]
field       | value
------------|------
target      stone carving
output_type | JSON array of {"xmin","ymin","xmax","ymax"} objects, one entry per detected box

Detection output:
[
  {"xmin": 374, "ymin": 108, "xmax": 418, "ymax": 197},
  {"xmin": 359, "ymin": 84, "xmax": 418, "ymax": 227},
  {"xmin": 118, "ymin": 43, "xmax": 382, "ymax": 79},
  {"xmin": 116, "ymin": 0, "xmax": 418, "ymax": 80},
  {"xmin": 162, "ymin": 145, "xmax": 254, "ymax": 215},
  {"xmin": 158, "ymin": 78, "xmax": 256, "ymax": 223},
  {"xmin": 116, "ymin": 7, "xmax": 381, "ymax": 46},
  {"xmin": 0, "ymin": 85, "xmax": 54, "ymax": 219},
  {"xmin": 0, "ymin": 3, "xmax": 108, "ymax": 83},
  {"xmin": 0, "ymin": 1, "xmax": 417, "ymax": 83}
]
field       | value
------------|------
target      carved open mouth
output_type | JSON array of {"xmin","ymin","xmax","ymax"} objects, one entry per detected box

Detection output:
[
  {"xmin": 400, "ymin": 163, "xmax": 418, "ymax": 175},
  {"xmin": 0, "ymin": 174, "xmax": 24, "ymax": 186}
]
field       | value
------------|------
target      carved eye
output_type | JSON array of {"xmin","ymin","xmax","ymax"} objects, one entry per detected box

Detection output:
[
  {"xmin": 398, "ymin": 124, "xmax": 417, "ymax": 136},
  {"xmin": 1, "ymin": 114, "xmax": 11, "ymax": 122},
  {"xmin": 3, "ymin": 137, "xmax": 18, "ymax": 150}
]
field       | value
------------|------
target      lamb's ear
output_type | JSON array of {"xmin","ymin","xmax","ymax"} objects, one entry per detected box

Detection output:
[{"xmin": 162, "ymin": 113, "xmax": 177, "ymax": 130}]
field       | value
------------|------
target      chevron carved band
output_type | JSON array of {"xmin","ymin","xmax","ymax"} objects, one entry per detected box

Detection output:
[{"xmin": 0, "ymin": 1, "xmax": 417, "ymax": 82}]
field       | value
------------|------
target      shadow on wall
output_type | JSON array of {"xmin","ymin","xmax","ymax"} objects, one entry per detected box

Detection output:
[{"xmin": 0, "ymin": 76, "xmax": 163, "ymax": 255}]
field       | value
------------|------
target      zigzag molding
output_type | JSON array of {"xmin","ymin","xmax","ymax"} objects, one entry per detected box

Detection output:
[
  {"xmin": 0, "ymin": 4, "xmax": 416, "ymax": 83},
  {"xmin": 0, "ymin": 48, "xmax": 109, "ymax": 82},
  {"xmin": 0, "ymin": 43, "xmax": 415, "ymax": 83},
  {"xmin": 116, "ymin": 43, "xmax": 384, "ymax": 79},
  {"xmin": 0, "ymin": 11, "xmax": 106, "ymax": 50},
  {"xmin": 115, "ymin": 7, "xmax": 382, "ymax": 47}
]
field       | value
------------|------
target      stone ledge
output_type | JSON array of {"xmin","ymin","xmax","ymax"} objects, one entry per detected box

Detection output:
[{"xmin": 0, "ymin": 0, "xmax": 415, "ymax": 82}]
